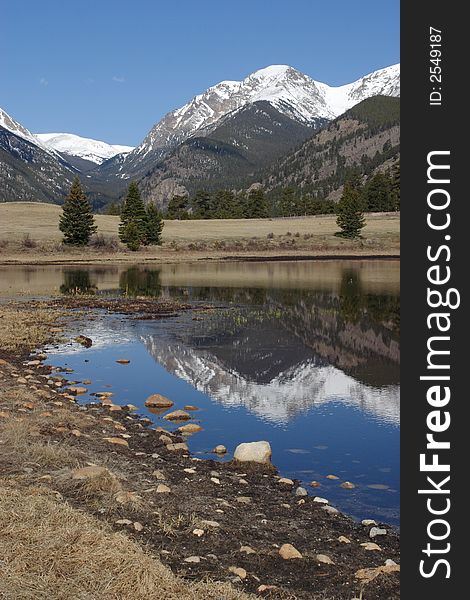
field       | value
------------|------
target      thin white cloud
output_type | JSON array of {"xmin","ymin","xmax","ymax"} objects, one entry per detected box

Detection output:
[
  {"xmin": 39, "ymin": 77, "xmax": 48, "ymax": 86},
  {"xmin": 112, "ymin": 75, "xmax": 125, "ymax": 83},
  {"xmin": 85, "ymin": 77, "xmax": 95, "ymax": 85}
]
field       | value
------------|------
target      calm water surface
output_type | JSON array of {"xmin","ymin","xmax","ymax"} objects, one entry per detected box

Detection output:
[{"xmin": 2, "ymin": 261, "xmax": 400, "ymax": 524}]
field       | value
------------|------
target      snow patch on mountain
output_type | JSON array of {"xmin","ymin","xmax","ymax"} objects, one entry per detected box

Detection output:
[
  {"xmin": 124, "ymin": 63, "xmax": 400, "ymax": 171},
  {"xmin": 0, "ymin": 107, "xmax": 58, "ymax": 156},
  {"xmin": 35, "ymin": 132, "xmax": 134, "ymax": 164}
]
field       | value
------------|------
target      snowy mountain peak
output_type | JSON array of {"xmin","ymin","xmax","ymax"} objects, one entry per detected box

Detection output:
[
  {"xmin": 0, "ymin": 107, "xmax": 55, "ymax": 155},
  {"xmin": 123, "ymin": 63, "xmax": 400, "ymax": 173},
  {"xmin": 35, "ymin": 132, "xmax": 134, "ymax": 165}
]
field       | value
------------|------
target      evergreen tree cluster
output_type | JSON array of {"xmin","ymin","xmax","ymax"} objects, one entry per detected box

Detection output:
[
  {"xmin": 165, "ymin": 188, "xmax": 271, "ymax": 220},
  {"xmin": 163, "ymin": 159, "xmax": 399, "ymax": 222},
  {"xmin": 119, "ymin": 182, "xmax": 164, "ymax": 251}
]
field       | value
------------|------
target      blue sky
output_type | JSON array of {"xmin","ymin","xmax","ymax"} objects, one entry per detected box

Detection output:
[{"xmin": 2, "ymin": 0, "xmax": 399, "ymax": 145}]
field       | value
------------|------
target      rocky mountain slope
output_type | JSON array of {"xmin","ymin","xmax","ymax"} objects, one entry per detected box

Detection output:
[
  {"xmin": 99, "ymin": 63, "xmax": 400, "ymax": 181},
  {"xmin": 262, "ymin": 95, "xmax": 400, "ymax": 202},
  {"xmin": 139, "ymin": 101, "xmax": 318, "ymax": 208},
  {"xmin": 0, "ymin": 109, "xmax": 76, "ymax": 203}
]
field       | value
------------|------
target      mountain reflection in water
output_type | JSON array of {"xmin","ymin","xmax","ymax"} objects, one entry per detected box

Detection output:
[{"xmin": 137, "ymin": 269, "xmax": 400, "ymax": 426}]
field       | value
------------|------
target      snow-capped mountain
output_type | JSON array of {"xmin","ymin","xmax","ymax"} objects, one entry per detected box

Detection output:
[
  {"xmin": 115, "ymin": 63, "xmax": 400, "ymax": 177},
  {"xmin": 0, "ymin": 107, "xmax": 77, "ymax": 202},
  {"xmin": 35, "ymin": 132, "xmax": 134, "ymax": 165},
  {"xmin": 1, "ymin": 107, "xmax": 58, "ymax": 157}
]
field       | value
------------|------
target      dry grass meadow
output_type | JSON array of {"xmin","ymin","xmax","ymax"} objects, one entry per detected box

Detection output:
[{"xmin": 0, "ymin": 202, "xmax": 400, "ymax": 264}]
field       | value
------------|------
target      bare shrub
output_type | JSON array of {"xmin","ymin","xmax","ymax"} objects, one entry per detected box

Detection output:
[
  {"xmin": 22, "ymin": 234, "xmax": 37, "ymax": 249},
  {"xmin": 89, "ymin": 234, "xmax": 119, "ymax": 251}
]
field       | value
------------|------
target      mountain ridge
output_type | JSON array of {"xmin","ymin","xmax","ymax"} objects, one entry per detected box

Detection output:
[{"xmin": 100, "ymin": 63, "xmax": 400, "ymax": 180}]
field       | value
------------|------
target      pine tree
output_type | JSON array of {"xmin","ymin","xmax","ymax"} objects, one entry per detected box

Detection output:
[
  {"xmin": 59, "ymin": 177, "xmax": 97, "ymax": 245},
  {"xmin": 120, "ymin": 221, "xmax": 141, "ymax": 251},
  {"xmin": 119, "ymin": 182, "xmax": 146, "ymax": 245},
  {"xmin": 246, "ymin": 188, "xmax": 270, "ymax": 218},
  {"xmin": 280, "ymin": 188, "xmax": 296, "ymax": 217},
  {"xmin": 364, "ymin": 172, "xmax": 392, "ymax": 212},
  {"xmin": 191, "ymin": 190, "xmax": 212, "ymax": 219},
  {"xmin": 144, "ymin": 203, "xmax": 164, "ymax": 245},
  {"xmin": 335, "ymin": 182, "xmax": 366, "ymax": 238},
  {"xmin": 166, "ymin": 195, "xmax": 189, "ymax": 219}
]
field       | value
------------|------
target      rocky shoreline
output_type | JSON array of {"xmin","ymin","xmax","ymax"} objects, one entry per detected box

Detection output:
[{"xmin": 0, "ymin": 300, "xmax": 400, "ymax": 599}]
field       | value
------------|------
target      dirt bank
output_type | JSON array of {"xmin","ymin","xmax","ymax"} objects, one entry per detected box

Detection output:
[{"xmin": 0, "ymin": 300, "xmax": 400, "ymax": 599}]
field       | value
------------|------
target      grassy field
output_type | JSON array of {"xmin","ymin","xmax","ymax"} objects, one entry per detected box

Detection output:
[{"xmin": 0, "ymin": 201, "xmax": 400, "ymax": 264}]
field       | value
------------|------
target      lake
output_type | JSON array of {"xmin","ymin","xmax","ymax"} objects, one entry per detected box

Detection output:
[{"xmin": 1, "ymin": 260, "xmax": 400, "ymax": 524}]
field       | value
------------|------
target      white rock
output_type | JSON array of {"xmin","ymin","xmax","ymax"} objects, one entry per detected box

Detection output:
[
  {"xmin": 362, "ymin": 519, "xmax": 377, "ymax": 526},
  {"xmin": 370, "ymin": 527, "xmax": 387, "ymax": 539},
  {"xmin": 295, "ymin": 487, "xmax": 308, "ymax": 496},
  {"xmin": 313, "ymin": 496, "xmax": 329, "ymax": 504},
  {"xmin": 233, "ymin": 441, "xmax": 272, "ymax": 465}
]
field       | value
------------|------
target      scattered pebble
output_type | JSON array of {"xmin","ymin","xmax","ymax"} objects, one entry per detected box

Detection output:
[
  {"xmin": 361, "ymin": 542, "xmax": 382, "ymax": 551},
  {"xmin": 240, "ymin": 545, "xmax": 256, "ymax": 554},
  {"xmin": 67, "ymin": 386, "xmax": 88, "ymax": 395},
  {"xmin": 184, "ymin": 556, "xmax": 201, "ymax": 564},
  {"xmin": 145, "ymin": 394, "xmax": 174, "ymax": 408},
  {"xmin": 229, "ymin": 566, "xmax": 247, "ymax": 579},
  {"xmin": 279, "ymin": 543, "xmax": 302, "ymax": 560},
  {"xmin": 156, "ymin": 484, "xmax": 171, "ymax": 493},
  {"xmin": 338, "ymin": 535, "xmax": 351, "ymax": 544},
  {"xmin": 362, "ymin": 519, "xmax": 377, "ymax": 527},
  {"xmin": 370, "ymin": 527, "xmax": 387, "ymax": 539},
  {"xmin": 103, "ymin": 437, "xmax": 129, "ymax": 447},
  {"xmin": 164, "ymin": 410, "xmax": 191, "ymax": 421},
  {"xmin": 315, "ymin": 554, "xmax": 334, "ymax": 565},
  {"xmin": 201, "ymin": 520, "xmax": 220, "ymax": 528}
]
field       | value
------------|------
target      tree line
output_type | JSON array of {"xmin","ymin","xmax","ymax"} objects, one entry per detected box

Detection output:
[{"xmin": 160, "ymin": 160, "xmax": 399, "ymax": 220}]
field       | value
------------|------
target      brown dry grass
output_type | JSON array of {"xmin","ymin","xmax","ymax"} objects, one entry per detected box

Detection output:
[
  {"xmin": 0, "ymin": 484, "xmax": 252, "ymax": 600},
  {"xmin": 0, "ymin": 202, "xmax": 399, "ymax": 264},
  {"xmin": 0, "ymin": 303, "xmax": 65, "ymax": 353}
]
